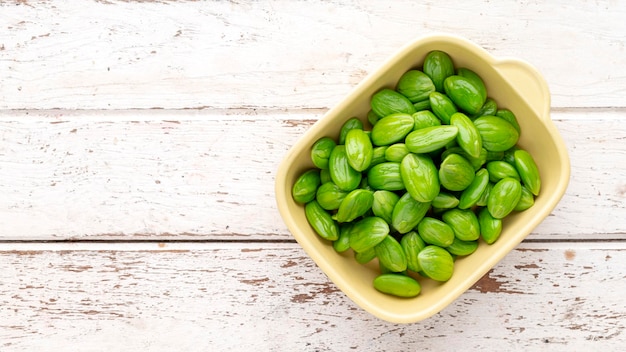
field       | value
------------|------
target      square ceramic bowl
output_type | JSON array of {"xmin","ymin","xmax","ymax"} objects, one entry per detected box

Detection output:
[{"xmin": 275, "ymin": 34, "xmax": 570, "ymax": 323}]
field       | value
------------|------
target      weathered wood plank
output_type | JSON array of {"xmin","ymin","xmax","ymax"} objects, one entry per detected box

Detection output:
[
  {"xmin": 0, "ymin": 1, "xmax": 625, "ymax": 109},
  {"xmin": 0, "ymin": 109, "xmax": 624, "ymax": 240},
  {"xmin": 0, "ymin": 241, "xmax": 624, "ymax": 351}
]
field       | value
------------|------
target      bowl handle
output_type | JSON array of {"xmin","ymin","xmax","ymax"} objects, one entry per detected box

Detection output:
[{"xmin": 493, "ymin": 59, "xmax": 551, "ymax": 120}]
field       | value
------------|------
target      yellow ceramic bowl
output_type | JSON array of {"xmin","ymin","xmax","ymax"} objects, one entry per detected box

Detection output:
[{"xmin": 275, "ymin": 34, "xmax": 570, "ymax": 323}]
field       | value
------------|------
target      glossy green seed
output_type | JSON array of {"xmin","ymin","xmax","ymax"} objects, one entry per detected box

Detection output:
[
  {"xmin": 396, "ymin": 69, "xmax": 436, "ymax": 103},
  {"xmin": 328, "ymin": 145, "xmax": 362, "ymax": 191},
  {"xmin": 471, "ymin": 98, "xmax": 498, "ymax": 118},
  {"xmin": 349, "ymin": 217, "xmax": 390, "ymax": 253},
  {"xmin": 442, "ymin": 208, "xmax": 481, "ymax": 241},
  {"xmin": 444, "ymin": 75, "xmax": 486, "ymax": 115},
  {"xmin": 429, "ymin": 91, "xmax": 458, "ymax": 124},
  {"xmin": 367, "ymin": 110, "xmax": 381, "ymax": 126},
  {"xmin": 401, "ymin": 231, "xmax": 426, "ymax": 272},
  {"xmin": 319, "ymin": 168, "xmax": 331, "ymax": 184},
  {"xmin": 456, "ymin": 67, "xmax": 487, "ymax": 102},
  {"xmin": 371, "ymin": 88, "xmax": 417, "ymax": 117},
  {"xmin": 401, "ymin": 153, "xmax": 440, "ymax": 203},
  {"xmin": 412, "ymin": 110, "xmax": 441, "ymax": 130},
  {"xmin": 345, "ymin": 128, "xmax": 373, "ymax": 172},
  {"xmin": 373, "ymin": 274, "xmax": 421, "ymax": 298},
  {"xmin": 441, "ymin": 146, "xmax": 487, "ymax": 171},
  {"xmin": 474, "ymin": 115, "xmax": 520, "ymax": 152},
  {"xmin": 496, "ymin": 109, "xmax": 521, "ymax": 134},
  {"xmin": 439, "ymin": 153, "xmax": 475, "ymax": 192},
  {"xmin": 384, "ymin": 143, "xmax": 410, "ymax": 162},
  {"xmin": 315, "ymin": 182, "xmax": 348, "ymax": 210},
  {"xmin": 514, "ymin": 184, "xmax": 535, "ymax": 211},
  {"xmin": 446, "ymin": 238, "xmax": 479, "ymax": 256},
  {"xmin": 503, "ymin": 146, "xmax": 520, "ymax": 165},
  {"xmin": 450, "ymin": 112, "xmax": 482, "ymax": 159},
  {"xmin": 417, "ymin": 217, "xmax": 455, "ymax": 247},
  {"xmin": 413, "ymin": 99, "xmax": 431, "ymax": 112},
  {"xmin": 417, "ymin": 245, "xmax": 454, "ymax": 282},
  {"xmin": 368, "ymin": 146, "xmax": 388, "ymax": 170},
  {"xmin": 304, "ymin": 200, "xmax": 339, "ymax": 241},
  {"xmin": 354, "ymin": 246, "xmax": 377, "ymax": 264},
  {"xmin": 292, "ymin": 169, "xmax": 321, "ymax": 204},
  {"xmin": 367, "ymin": 162, "xmax": 405, "ymax": 191},
  {"xmin": 375, "ymin": 235, "xmax": 408, "ymax": 273},
  {"xmin": 478, "ymin": 207, "xmax": 503, "ymax": 244},
  {"xmin": 487, "ymin": 160, "xmax": 520, "ymax": 183},
  {"xmin": 333, "ymin": 223, "xmax": 353, "ymax": 253},
  {"xmin": 487, "ymin": 177, "xmax": 522, "ymax": 219},
  {"xmin": 432, "ymin": 192, "xmax": 460, "ymax": 209},
  {"xmin": 371, "ymin": 190, "xmax": 400, "ymax": 225},
  {"xmin": 391, "ymin": 192, "xmax": 431, "ymax": 234},
  {"xmin": 339, "ymin": 117, "xmax": 364, "ymax": 145},
  {"xmin": 423, "ymin": 50, "xmax": 455, "ymax": 93},
  {"xmin": 405, "ymin": 125, "xmax": 459, "ymax": 154},
  {"xmin": 458, "ymin": 167, "xmax": 490, "ymax": 209},
  {"xmin": 514, "ymin": 149, "xmax": 541, "ymax": 196},
  {"xmin": 310, "ymin": 137, "xmax": 336, "ymax": 170},
  {"xmin": 334, "ymin": 189, "xmax": 374, "ymax": 223},
  {"xmin": 370, "ymin": 113, "xmax": 415, "ymax": 146},
  {"xmin": 476, "ymin": 182, "xmax": 493, "ymax": 207}
]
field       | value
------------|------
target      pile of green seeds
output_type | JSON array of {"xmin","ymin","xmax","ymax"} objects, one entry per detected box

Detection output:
[{"xmin": 292, "ymin": 50, "xmax": 541, "ymax": 298}]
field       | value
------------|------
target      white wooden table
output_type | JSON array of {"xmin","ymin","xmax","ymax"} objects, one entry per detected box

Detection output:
[{"xmin": 1, "ymin": 1, "xmax": 625, "ymax": 351}]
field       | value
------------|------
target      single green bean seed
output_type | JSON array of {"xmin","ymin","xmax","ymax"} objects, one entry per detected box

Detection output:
[
  {"xmin": 412, "ymin": 99, "xmax": 431, "ymax": 112},
  {"xmin": 487, "ymin": 177, "xmax": 523, "ymax": 219},
  {"xmin": 423, "ymin": 50, "xmax": 455, "ymax": 93},
  {"xmin": 446, "ymin": 237, "xmax": 479, "ymax": 256},
  {"xmin": 417, "ymin": 245, "xmax": 454, "ymax": 282},
  {"xmin": 304, "ymin": 200, "xmax": 339, "ymax": 241},
  {"xmin": 333, "ymin": 223, "xmax": 353, "ymax": 253},
  {"xmin": 315, "ymin": 181, "xmax": 348, "ymax": 210},
  {"xmin": 442, "ymin": 208, "xmax": 480, "ymax": 241},
  {"xmin": 334, "ymin": 189, "xmax": 374, "ymax": 223},
  {"xmin": 384, "ymin": 143, "xmax": 410, "ymax": 162},
  {"xmin": 514, "ymin": 149, "xmax": 541, "ymax": 196},
  {"xmin": 371, "ymin": 190, "xmax": 400, "ymax": 225},
  {"xmin": 371, "ymin": 89, "xmax": 417, "ymax": 117},
  {"xmin": 349, "ymin": 217, "xmax": 390, "ymax": 253},
  {"xmin": 375, "ymin": 235, "xmax": 408, "ymax": 273},
  {"xmin": 432, "ymin": 192, "xmax": 460, "ymax": 209},
  {"xmin": 339, "ymin": 117, "xmax": 364, "ymax": 145},
  {"xmin": 345, "ymin": 128, "xmax": 373, "ymax": 172},
  {"xmin": 487, "ymin": 160, "xmax": 520, "ymax": 183},
  {"xmin": 373, "ymin": 274, "xmax": 421, "ymax": 298},
  {"xmin": 514, "ymin": 184, "xmax": 535, "ymax": 211},
  {"xmin": 479, "ymin": 207, "xmax": 503, "ymax": 244},
  {"xmin": 354, "ymin": 246, "xmax": 377, "ymax": 264},
  {"xmin": 310, "ymin": 137, "xmax": 336, "ymax": 170},
  {"xmin": 391, "ymin": 192, "xmax": 431, "ymax": 234},
  {"xmin": 292, "ymin": 169, "xmax": 321, "ymax": 204},
  {"xmin": 396, "ymin": 69, "xmax": 436, "ymax": 103},
  {"xmin": 401, "ymin": 231, "xmax": 426, "ymax": 272},
  {"xmin": 458, "ymin": 167, "xmax": 490, "ymax": 209},
  {"xmin": 417, "ymin": 217, "xmax": 455, "ymax": 247},
  {"xmin": 328, "ymin": 145, "xmax": 362, "ymax": 192}
]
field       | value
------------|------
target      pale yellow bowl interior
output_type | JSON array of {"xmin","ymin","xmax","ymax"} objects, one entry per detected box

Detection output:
[{"xmin": 275, "ymin": 34, "xmax": 570, "ymax": 323}]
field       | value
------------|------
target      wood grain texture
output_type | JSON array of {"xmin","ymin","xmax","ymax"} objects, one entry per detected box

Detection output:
[
  {"xmin": 1, "ymin": 110, "xmax": 624, "ymax": 240},
  {"xmin": 0, "ymin": 242, "xmax": 624, "ymax": 351},
  {"xmin": 1, "ymin": 1, "xmax": 625, "ymax": 350},
  {"xmin": 1, "ymin": 1, "xmax": 625, "ymax": 109}
]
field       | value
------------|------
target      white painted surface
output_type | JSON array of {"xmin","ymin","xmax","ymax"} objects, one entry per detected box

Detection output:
[
  {"xmin": 0, "ymin": 242, "xmax": 624, "ymax": 351},
  {"xmin": 1, "ymin": 1, "xmax": 625, "ymax": 109},
  {"xmin": 0, "ymin": 0, "xmax": 624, "ymax": 350}
]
